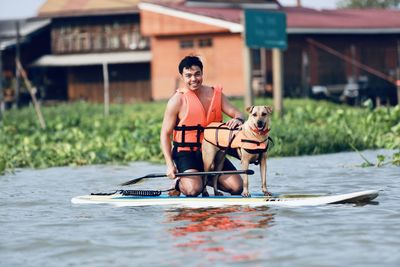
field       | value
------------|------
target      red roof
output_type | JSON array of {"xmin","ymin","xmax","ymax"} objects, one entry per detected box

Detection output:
[
  {"xmin": 145, "ymin": 1, "xmax": 400, "ymax": 31},
  {"xmin": 284, "ymin": 7, "xmax": 400, "ymax": 29}
]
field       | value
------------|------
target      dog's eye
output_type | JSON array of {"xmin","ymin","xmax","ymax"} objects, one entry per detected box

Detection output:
[
  {"xmin": 261, "ymin": 112, "xmax": 267, "ymax": 116},
  {"xmin": 252, "ymin": 113, "xmax": 257, "ymax": 117}
]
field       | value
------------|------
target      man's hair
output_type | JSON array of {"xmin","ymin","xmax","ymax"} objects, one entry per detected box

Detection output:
[{"xmin": 178, "ymin": 56, "xmax": 203, "ymax": 74}]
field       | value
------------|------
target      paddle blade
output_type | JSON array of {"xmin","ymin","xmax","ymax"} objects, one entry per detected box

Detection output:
[
  {"xmin": 120, "ymin": 173, "xmax": 167, "ymax": 186},
  {"xmin": 120, "ymin": 179, "xmax": 142, "ymax": 186}
]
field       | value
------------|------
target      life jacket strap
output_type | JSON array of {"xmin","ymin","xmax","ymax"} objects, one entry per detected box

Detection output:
[
  {"xmin": 173, "ymin": 124, "xmax": 204, "ymax": 151},
  {"xmin": 209, "ymin": 123, "xmax": 238, "ymax": 151}
]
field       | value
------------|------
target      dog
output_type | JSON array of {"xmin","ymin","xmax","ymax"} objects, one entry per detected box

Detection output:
[{"xmin": 202, "ymin": 105, "xmax": 273, "ymax": 197}]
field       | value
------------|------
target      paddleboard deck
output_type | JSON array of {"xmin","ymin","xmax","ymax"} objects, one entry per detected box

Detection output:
[{"xmin": 71, "ymin": 190, "xmax": 379, "ymax": 207}]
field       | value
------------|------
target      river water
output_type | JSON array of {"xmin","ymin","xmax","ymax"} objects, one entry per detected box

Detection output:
[{"xmin": 0, "ymin": 149, "xmax": 399, "ymax": 267}]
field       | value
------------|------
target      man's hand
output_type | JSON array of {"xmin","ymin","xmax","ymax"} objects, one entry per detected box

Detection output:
[
  {"xmin": 225, "ymin": 117, "xmax": 244, "ymax": 129},
  {"xmin": 166, "ymin": 163, "xmax": 178, "ymax": 179}
]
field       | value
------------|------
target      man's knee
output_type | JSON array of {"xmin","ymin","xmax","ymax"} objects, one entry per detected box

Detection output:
[
  {"xmin": 181, "ymin": 187, "xmax": 202, "ymax": 197},
  {"xmin": 229, "ymin": 185, "xmax": 243, "ymax": 195},
  {"xmin": 179, "ymin": 183, "xmax": 203, "ymax": 197}
]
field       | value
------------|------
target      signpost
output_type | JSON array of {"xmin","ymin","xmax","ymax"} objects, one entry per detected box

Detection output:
[
  {"xmin": 0, "ymin": 49, "xmax": 3, "ymax": 116},
  {"xmin": 243, "ymin": 9, "xmax": 287, "ymax": 116}
]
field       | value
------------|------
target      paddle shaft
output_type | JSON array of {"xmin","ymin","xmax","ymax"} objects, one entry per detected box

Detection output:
[
  {"xmin": 174, "ymin": 169, "xmax": 253, "ymax": 178},
  {"xmin": 120, "ymin": 169, "xmax": 254, "ymax": 186}
]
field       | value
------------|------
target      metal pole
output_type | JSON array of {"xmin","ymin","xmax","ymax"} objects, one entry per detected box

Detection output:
[
  {"xmin": 397, "ymin": 40, "xmax": 400, "ymax": 105},
  {"xmin": 242, "ymin": 11, "xmax": 254, "ymax": 108},
  {"xmin": 301, "ymin": 49, "xmax": 309, "ymax": 97},
  {"xmin": 243, "ymin": 46, "xmax": 254, "ymax": 108},
  {"xmin": 272, "ymin": 48, "xmax": 283, "ymax": 117},
  {"xmin": 14, "ymin": 20, "xmax": 20, "ymax": 109},
  {"xmin": 260, "ymin": 48, "xmax": 267, "ymax": 95},
  {"xmin": 102, "ymin": 62, "xmax": 109, "ymax": 116},
  {"xmin": 351, "ymin": 44, "xmax": 357, "ymax": 81}
]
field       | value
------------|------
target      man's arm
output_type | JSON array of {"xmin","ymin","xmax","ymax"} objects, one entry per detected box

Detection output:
[
  {"xmin": 221, "ymin": 93, "xmax": 245, "ymax": 128},
  {"xmin": 160, "ymin": 94, "xmax": 181, "ymax": 178}
]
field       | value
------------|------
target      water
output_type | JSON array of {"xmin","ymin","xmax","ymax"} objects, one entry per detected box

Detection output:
[{"xmin": 0, "ymin": 150, "xmax": 399, "ymax": 267}]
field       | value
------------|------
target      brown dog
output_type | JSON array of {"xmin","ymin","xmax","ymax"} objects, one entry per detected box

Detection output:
[{"xmin": 202, "ymin": 106, "xmax": 273, "ymax": 197}]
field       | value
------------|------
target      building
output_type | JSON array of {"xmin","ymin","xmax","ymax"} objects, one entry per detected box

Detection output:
[
  {"xmin": 140, "ymin": 0, "xmax": 400, "ymax": 105},
  {"xmin": 0, "ymin": 18, "xmax": 50, "ymax": 108},
  {"xmin": 33, "ymin": 0, "xmax": 153, "ymax": 103}
]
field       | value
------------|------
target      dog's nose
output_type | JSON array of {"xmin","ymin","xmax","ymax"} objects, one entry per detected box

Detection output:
[{"xmin": 257, "ymin": 121, "xmax": 264, "ymax": 128}]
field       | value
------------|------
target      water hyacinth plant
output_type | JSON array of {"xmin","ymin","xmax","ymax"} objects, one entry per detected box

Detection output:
[{"xmin": 0, "ymin": 99, "xmax": 399, "ymax": 174}]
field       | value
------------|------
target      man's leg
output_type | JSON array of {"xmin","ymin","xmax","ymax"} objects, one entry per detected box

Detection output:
[
  {"xmin": 215, "ymin": 159, "xmax": 243, "ymax": 195},
  {"xmin": 172, "ymin": 151, "xmax": 205, "ymax": 197}
]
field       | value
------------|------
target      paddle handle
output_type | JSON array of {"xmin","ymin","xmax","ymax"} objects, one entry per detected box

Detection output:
[
  {"xmin": 120, "ymin": 169, "xmax": 254, "ymax": 186},
  {"xmin": 175, "ymin": 169, "xmax": 254, "ymax": 177}
]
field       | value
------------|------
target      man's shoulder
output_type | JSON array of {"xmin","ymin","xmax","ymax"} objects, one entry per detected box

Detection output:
[
  {"xmin": 167, "ymin": 92, "xmax": 184, "ymax": 106},
  {"xmin": 209, "ymin": 85, "xmax": 223, "ymax": 93}
]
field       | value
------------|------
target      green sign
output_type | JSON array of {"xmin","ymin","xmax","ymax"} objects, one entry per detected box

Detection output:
[{"xmin": 244, "ymin": 9, "xmax": 287, "ymax": 49}]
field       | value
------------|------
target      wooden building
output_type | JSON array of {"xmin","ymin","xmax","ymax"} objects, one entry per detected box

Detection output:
[
  {"xmin": 0, "ymin": 18, "xmax": 50, "ymax": 108},
  {"xmin": 33, "ymin": 0, "xmax": 153, "ymax": 103},
  {"xmin": 140, "ymin": 0, "xmax": 400, "ymax": 105}
]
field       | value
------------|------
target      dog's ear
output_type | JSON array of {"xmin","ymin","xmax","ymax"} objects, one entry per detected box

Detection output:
[
  {"xmin": 246, "ymin": 106, "xmax": 254, "ymax": 113},
  {"xmin": 264, "ymin": 106, "xmax": 273, "ymax": 114}
]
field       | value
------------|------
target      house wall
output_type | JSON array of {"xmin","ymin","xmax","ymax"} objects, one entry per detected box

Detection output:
[
  {"xmin": 150, "ymin": 33, "xmax": 245, "ymax": 100},
  {"xmin": 41, "ymin": 14, "xmax": 152, "ymax": 103},
  {"xmin": 141, "ymin": 7, "xmax": 399, "ymax": 104},
  {"xmin": 283, "ymin": 34, "xmax": 399, "ymax": 99},
  {"xmin": 67, "ymin": 63, "xmax": 152, "ymax": 103},
  {"xmin": 51, "ymin": 15, "xmax": 149, "ymax": 54}
]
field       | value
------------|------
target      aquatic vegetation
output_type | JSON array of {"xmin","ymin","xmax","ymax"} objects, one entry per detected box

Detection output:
[{"xmin": 0, "ymin": 99, "xmax": 398, "ymax": 173}]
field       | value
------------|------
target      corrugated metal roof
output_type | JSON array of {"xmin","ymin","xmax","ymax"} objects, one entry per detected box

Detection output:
[
  {"xmin": 38, "ymin": 0, "xmax": 141, "ymax": 18},
  {"xmin": 0, "ymin": 18, "xmax": 50, "ymax": 50},
  {"xmin": 285, "ymin": 7, "xmax": 400, "ymax": 30},
  {"xmin": 0, "ymin": 19, "xmax": 50, "ymax": 37},
  {"xmin": 142, "ymin": 1, "xmax": 400, "ymax": 34},
  {"xmin": 31, "ymin": 51, "xmax": 152, "ymax": 66},
  {"xmin": 37, "ymin": 0, "xmax": 183, "ymax": 18}
]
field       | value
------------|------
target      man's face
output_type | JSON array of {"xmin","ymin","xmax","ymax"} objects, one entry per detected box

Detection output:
[{"xmin": 181, "ymin": 65, "xmax": 203, "ymax": 91}]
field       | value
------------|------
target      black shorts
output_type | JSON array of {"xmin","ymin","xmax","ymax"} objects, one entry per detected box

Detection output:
[{"xmin": 172, "ymin": 148, "xmax": 236, "ymax": 173}]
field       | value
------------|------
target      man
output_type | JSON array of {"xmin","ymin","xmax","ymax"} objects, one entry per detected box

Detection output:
[{"xmin": 160, "ymin": 55, "xmax": 245, "ymax": 196}]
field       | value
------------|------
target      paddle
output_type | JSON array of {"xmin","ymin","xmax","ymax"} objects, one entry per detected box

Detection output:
[{"xmin": 120, "ymin": 169, "xmax": 255, "ymax": 186}]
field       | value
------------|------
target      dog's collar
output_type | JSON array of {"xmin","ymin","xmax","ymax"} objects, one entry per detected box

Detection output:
[{"xmin": 250, "ymin": 126, "xmax": 270, "ymax": 136}]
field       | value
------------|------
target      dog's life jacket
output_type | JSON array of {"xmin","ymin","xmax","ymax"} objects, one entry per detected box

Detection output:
[
  {"xmin": 204, "ymin": 122, "xmax": 271, "ymax": 154},
  {"xmin": 173, "ymin": 86, "xmax": 222, "ymax": 152}
]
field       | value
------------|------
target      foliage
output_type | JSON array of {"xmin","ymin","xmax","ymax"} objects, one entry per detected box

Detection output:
[
  {"xmin": 337, "ymin": 0, "xmax": 400, "ymax": 9},
  {"xmin": 0, "ymin": 99, "xmax": 399, "ymax": 174}
]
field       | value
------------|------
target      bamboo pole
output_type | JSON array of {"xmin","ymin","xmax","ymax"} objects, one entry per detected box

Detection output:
[
  {"xmin": 102, "ymin": 62, "xmax": 110, "ymax": 116},
  {"xmin": 16, "ymin": 60, "xmax": 46, "ymax": 129}
]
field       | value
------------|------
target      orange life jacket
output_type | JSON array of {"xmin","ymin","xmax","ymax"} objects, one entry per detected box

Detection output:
[
  {"xmin": 204, "ymin": 122, "xmax": 271, "ymax": 154},
  {"xmin": 173, "ymin": 86, "xmax": 223, "ymax": 152}
]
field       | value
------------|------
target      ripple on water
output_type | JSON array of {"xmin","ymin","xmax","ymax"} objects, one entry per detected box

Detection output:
[{"xmin": 0, "ymin": 151, "xmax": 399, "ymax": 267}]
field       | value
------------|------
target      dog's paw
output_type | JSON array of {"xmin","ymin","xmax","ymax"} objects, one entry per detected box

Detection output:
[
  {"xmin": 202, "ymin": 191, "xmax": 210, "ymax": 197},
  {"xmin": 242, "ymin": 191, "xmax": 251, "ymax": 197},
  {"xmin": 214, "ymin": 191, "xmax": 224, "ymax": 196},
  {"xmin": 263, "ymin": 191, "xmax": 272, "ymax": 196}
]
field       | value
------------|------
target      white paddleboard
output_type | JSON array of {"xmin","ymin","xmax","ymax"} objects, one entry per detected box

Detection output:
[{"xmin": 71, "ymin": 190, "xmax": 379, "ymax": 208}]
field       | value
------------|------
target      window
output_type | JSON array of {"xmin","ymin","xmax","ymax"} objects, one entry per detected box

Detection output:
[
  {"xmin": 198, "ymin": 38, "xmax": 212, "ymax": 47},
  {"xmin": 180, "ymin": 40, "xmax": 194, "ymax": 49}
]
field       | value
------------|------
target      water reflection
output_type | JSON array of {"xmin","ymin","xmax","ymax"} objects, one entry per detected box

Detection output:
[{"xmin": 164, "ymin": 206, "xmax": 274, "ymax": 262}]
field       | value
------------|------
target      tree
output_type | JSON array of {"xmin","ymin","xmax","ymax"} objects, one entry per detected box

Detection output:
[{"xmin": 337, "ymin": 0, "xmax": 400, "ymax": 8}]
